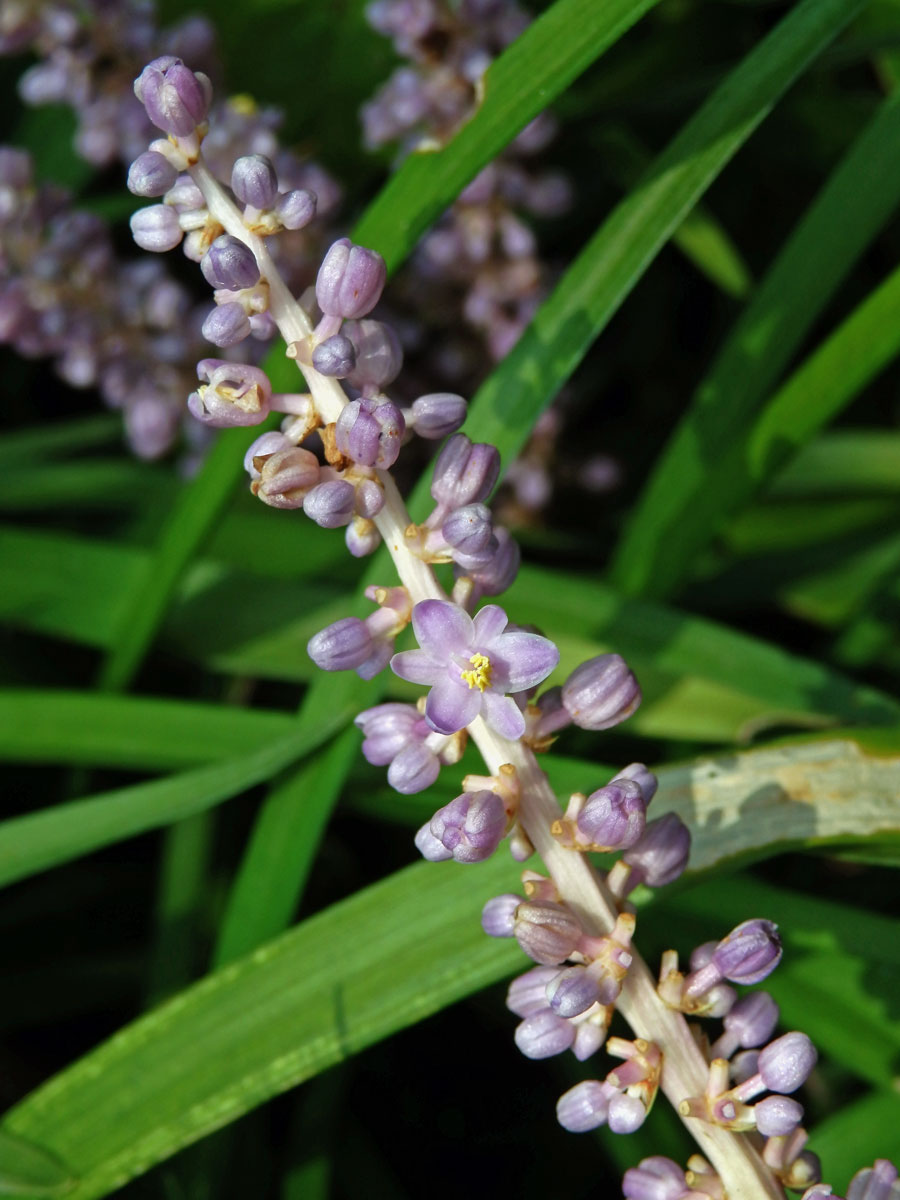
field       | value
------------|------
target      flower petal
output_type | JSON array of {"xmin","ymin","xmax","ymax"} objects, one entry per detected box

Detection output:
[
  {"xmin": 412, "ymin": 598, "xmax": 473, "ymax": 660},
  {"xmin": 390, "ymin": 649, "xmax": 442, "ymax": 685},
  {"xmin": 472, "ymin": 603, "xmax": 508, "ymax": 646},
  {"xmin": 425, "ymin": 674, "xmax": 482, "ymax": 735},
  {"xmin": 482, "ymin": 691, "xmax": 526, "ymax": 740},
  {"xmin": 496, "ymin": 631, "xmax": 559, "ymax": 693}
]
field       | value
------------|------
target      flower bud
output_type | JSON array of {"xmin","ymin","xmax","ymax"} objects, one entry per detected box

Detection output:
[
  {"xmin": 127, "ymin": 151, "xmax": 178, "ymax": 197},
  {"xmin": 408, "ymin": 392, "xmax": 467, "ymax": 439},
  {"xmin": 312, "ymin": 334, "xmax": 356, "ymax": 377},
  {"xmin": 712, "ymin": 992, "xmax": 780, "ymax": 1059},
  {"xmin": 514, "ymin": 1009, "xmax": 575, "ymax": 1060},
  {"xmin": 252, "ymin": 446, "xmax": 320, "ymax": 508},
  {"xmin": 200, "ymin": 234, "xmax": 260, "ymax": 291},
  {"xmin": 623, "ymin": 1157, "xmax": 689, "ymax": 1200},
  {"xmin": 188, "ymin": 358, "xmax": 271, "ymax": 427},
  {"xmin": 316, "ymin": 237, "xmax": 386, "ymax": 319},
  {"xmin": 561, "ymin": 653, "xmax": 642, "ymax": 730},
  {"xmin": 556, "ymin": 1080, "xmax": 615, "ymax": 1132},
  {"xmin": 431, "ymin": 433, "xmax": 500, "ymax": 509},
  {"xmin": 244, "ymin": 432, "xmax": 292, "ymax": 480},
  {"xmin": 442, "ymin": 503, "xmax": 495, "ymax": 561},
  {"xmin": 427, "ymin": 790, "xmax": 507, "ymax": 863},
  {"xmin": 714, "ymin": 919, "xmax": 782, "ymax": 986},
  {"xmin": 609, "ymin": 1092, "xmax": 648, "ymax": 1134},
  {"xmin": 134, "ymin": 56, "xmax": 211, "ymax": 136},
  {"xmin": 231, "ymin": 154, "xmax": 278, "ymax": 209},
  {"xmin": 622, "ymin": 813, "xmax": 691, "ymax": 890},
  {"xmin": 307, "ymin": 617, "xmax": 373, "ymax": 672},
  {"xmin": 389, "ymin": 742, "xmax": 440, "ymax": 795},
  {"xmin": 546, "ymin": 965, "xmax": 599, "ymax": 1019},
  {"xmin": 758, "ymin": 1032, "xmax": 817, "ymax": 1094},
  {"xmin": 335, "ymin": 396, "xmax": 405, "ymax": 468},
  {"xmin": 462, "ymin": 526, "xmax": 520, "ymax": 595},
  {"xmin": 612, "ymin": 762, "xmax": 658, "ymax": 805},
  {"xmin": 514, "ymin": 900, "xmax": 582, "ymax": 965},
  {"xmin": 346, "ymin": 518, "xmax": 381, "ymax": 558},
  {"xmin": 755, "ymin": 1095, "xmax": 804, "ymax": 1137},
  {"xmin": 276, "ymin": 188, "xmax": 317, "ymax": 230},
  {"xmin": 414, "ymin": 823, "xmax": 452, "ymax": 861},
  {"xmin": 344, "ymin": 319, "xmax": 403, "ymax": 391},
  {"xmin": 302, "ymin": 480, "xmax": 356, "ymax": 528},
  {"xmin": 201, "ymin": 301, "xmax": 251, "ymax": 347},
  {"xmin": 355, "ymin": 703, "xmax": 420, "ymax": 765},
  {"xmin": 129, "ymin": 204, "xmax": 183, "ymax": 252},
  {"xmin": 481, "ymin": 893, "xmax": 521, "ymax": 939},
  {"xmin": 577, "ymin": 780, "xmax": 646, "ymax": 851},
  {"xmin": 847, "ymin": 1161, "xmax": 899, "ymax": 1200},
  {"xmin": 506, "ymin": 966, "xmax": 560, "ymax": 1017}
]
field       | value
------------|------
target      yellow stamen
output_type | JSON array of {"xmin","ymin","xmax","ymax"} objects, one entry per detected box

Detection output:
[{"xmin": 460, "ymin": 652, "xmax": 492, "ymax": 692}]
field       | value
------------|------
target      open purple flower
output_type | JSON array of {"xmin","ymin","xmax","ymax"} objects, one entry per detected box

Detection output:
[{"xmin": 390, "ymin": 599, "xmax": 559, "ymax": 739}]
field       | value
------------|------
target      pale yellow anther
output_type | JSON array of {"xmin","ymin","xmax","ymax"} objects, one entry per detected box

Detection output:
[{"xmin": 460, "ymin": 652, "xmax": 492, "ymax": 691}]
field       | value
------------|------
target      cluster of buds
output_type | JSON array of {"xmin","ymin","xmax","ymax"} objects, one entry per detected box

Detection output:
[
  {"xmin": 623, "ymin": 1154, "xmax": 899, "ymax": 1200},
  {"xmin": 557, "ymin": 1038, "xmax": 663, "ymax": 1134}
]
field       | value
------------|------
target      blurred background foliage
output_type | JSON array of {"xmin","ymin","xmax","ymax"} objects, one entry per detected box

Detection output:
[{"xmin": 1, "ymin": 0, "xmax": 900, "ymax": 1196}]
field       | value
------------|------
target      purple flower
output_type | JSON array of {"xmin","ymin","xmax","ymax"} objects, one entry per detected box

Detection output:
[
  {"xmin": 134, "ymin": 56, "xmax": 211, "ymax": 137},
  {"xmin": 390, "ymin": 599, "xmax": 559, "ymax": 739}
]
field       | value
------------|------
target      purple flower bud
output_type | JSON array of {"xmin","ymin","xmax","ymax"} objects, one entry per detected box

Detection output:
[
  {"xmin": 561, "ymin": 654, "xmax": 642, "ymax": 730},
  {"xmin": 463, "ymin": 526, "xmax": 520, "ymax": 595},
  {"xmin": 515, "ymin": 1010, "xmax": 575, "ymax": 1060},
  {"xmin": 612, "ymin": 762, "xmax": 658, "ymax": 805},
  {"xmin": 127, "ymin": 151, "xmax": 178, "ymax": 197},
  {"xmin": 481, "ymin": 893, "xmax": 521, "ymax": 939},
  {"xmin": 414, "ymin": 823, "xmax": 452, "ymax": 861},
  {"xmin": 201, "ymin": 301, "xmax": 251, "ymax": 347},
  {"xmin": 252, "ymin": 447, "xmax": 320, "ymax": 508},
  {"xmin": 431, "ymin": 433, "xmax": 500, "ymax": 509},
  {"xmin": 312, "ymin": 334, "xmax": 356, "ymax": 377},
  {"xmin": 308, "ymin": 617, "xmax": 374, "ymax": 672},
  {"xmin": 388, "ymin": 742, "xmax": 440, "ymax": 794},
  {"xmin": 164, "ymin": 174, "xmax": 205, "ymax": 211},
  {"xmin": 514, "ymin": 900, "xmax": 582, "ymax": 966},
  {"xmin": 442, "ymin": 503, "xmax": 495, "ymax": 561},
  {"xmin": 303, "ymin": 480, "xmax": 357, "ymax": 528},
  {"xmin": 276, "ymin": 188, "xmax": 317, "ymax": 230},
  {"xmin": 608, "ymin": 1091, "xmax": 648, "ymax": 1134},
  {"xmin": 847, "ymin": 1161, "xmax": 899, "ymax": 1200},
  {"xmin": 344, "ymin": 319, "xmax": 403, "ymax": 391},
  {"xmin": 130, "ymin": 204, "xmax": 183, "ymax": 252},
  {"xmin": 713, "ymin": 992, "xmax": 780, "ymax": 1059},
  {"xmin": 623, "ymin": 813, "xmax": 691, "ymax": 889},
  {"xmin": 758, "ymin": 1032, "xmax": 817, "ymax": 1094},
  {"xmin": 188, "ymin": 358, "xmax": 272, "ymax": 427},
  {"xmin": 556, "ymin": 1080, "xmax": 614, "ymax": 1132},
  {"xmin": 316, "ymin": 237, "xmax": 386, "ymax": 319},
  {"xmin": 355, "ymin": 703, "xmax": 420, "ymax": 765},
  {"xmin": 623, "ymin": 1157, "xmax": 690, "ymax": 1200},
  {"xmin": 335, "ymin": 396, "xmax": 405, "ymax": 468},
  {"xmin": 201, "ymin": 235, "xmax": 260, "ymax": 291},
  {"xmin": 347, "ymin": 519, "xmax": 381, "ymax": 557},
  {"xmin": 506, "ymin": 966, "xmax": 561, "ymax": 1017},
  {"xmin": 353, "ymin": 477, "xmax": 385, "ymax": 519},
  {"xmin": 714, "ymin": 919, "xmax": 782, "ymax": 986},
  {"xmin": 134, "ymin": 56, "xmax": 211, "ymax": 136},
  {"xmin": 231, "ymin": 154, "xmax": 278, "ymax": 209},
  {"xmin": 409, "ymin": 392, "xmax": 467, "ymax": 438},
  {"xmin": 577, "ymin": 780, "xmax": 646, "ymax": 851},
  {"xmin": 755, "ymin": 1095, "xmax": 804, "ymax": 1137},
  {"xmin": 546, "ymin": 965, "xmax": 600, "ymax": 1018},
  {"xmin": 731, "ymin": 1050, "xmax": 759, "ymax": 1085},
  {"xmin": 427, "ymin": 790, "xmax": 507, "ymax": 863}
]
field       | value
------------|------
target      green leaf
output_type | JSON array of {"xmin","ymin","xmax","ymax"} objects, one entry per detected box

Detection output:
[
  {"xmin": 810, "ymin": 1091, "xmax": 900, "ymax": 1187},
  {"xmin": 0, "ymin": 690, "xmax": 295, "ymax": 771},
  {"xmin": 351, "ymin": 0, "xmax": 661, "ymax": 269},
  {"xmin": 0, "ymin": 1130, "xmax": 76, "ymax": 1198},
  {"xmin": 0, "ymin": 688, "xmax": 356, "ymax": 890},
  {"xmin": 0, "ymin": 461, "xmax": 168, "ymax": 513},
  {"xmin": 212, "ymin": 727, "xmax": 359, "ymax": 966},
  {"xmin": 611, "ymin": 88, "xmax": 900, "ymax": 599},
  {"xmin": 0, "ymin": 417, "xmax": 119, "ymax": 467},
  {"xmin": 770, "ymin": 430, "xmax": 900, "ymax": 496},
  {"xmin": 428, "ymin": 0, "xmax": 869, "ymax": 481}
]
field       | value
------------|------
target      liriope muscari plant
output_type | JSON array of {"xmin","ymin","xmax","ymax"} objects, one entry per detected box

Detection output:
[{"xmin": 125, "ymin": 55, "xmax": 898, "ymax": 1200}]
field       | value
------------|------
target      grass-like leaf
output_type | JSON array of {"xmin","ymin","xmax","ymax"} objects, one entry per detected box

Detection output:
[{"xmin": 611, "ymin": 88, "xmax": 900, "ymax": 599}]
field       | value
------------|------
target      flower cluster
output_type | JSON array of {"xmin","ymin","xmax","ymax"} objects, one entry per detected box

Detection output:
[{"xmin": 120, "ymin": 52, "xmax": 897, "ymax": 1200}]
